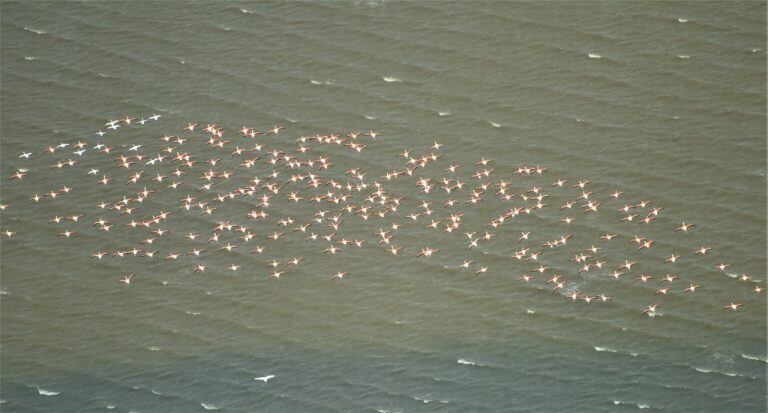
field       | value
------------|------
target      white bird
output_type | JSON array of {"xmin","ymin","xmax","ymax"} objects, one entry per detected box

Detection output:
[
  {"xmin": 254, "ymin": 375, "xmax": 275, "ymax": 382},
  {"xmin": 19, "ymin": 152, "xmax": 32, "ymax": 158},
  {"xmin": 118, "ymin": 274, "xmax": 135, "ymax": 284}
]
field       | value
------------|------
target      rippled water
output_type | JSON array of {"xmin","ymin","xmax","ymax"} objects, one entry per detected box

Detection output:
[{"xmin": 1, "ymin": 2, "xmax": 766, "ymax": 412}]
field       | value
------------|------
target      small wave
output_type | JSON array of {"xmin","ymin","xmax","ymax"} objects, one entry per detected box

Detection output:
[
  {"xmin": 588, "ymin": 53, "xmax": 602, "ymax": 59},
  {"xmin": 594, "ymin": 346, "xmax": 618, "ymax": 353},
  {"xmin": 693, "ymin": 366, "xmax": 750, "ymax": 378},
  {"xmin": 678, "ymin": 18, "xmax": 688, "ymax": 23},
  {"xmin": 741, "ymin": 353, "xmax": 767, "ymax": 363},
  {"xmin": 413, "ymin": 396, "xmax": 432, "ymax": 403},
  {"xmin": 23, "ymin": 27, "xmax": 46, "ymax": 34},
  {"xmin": 239, "ymin": 8, "xmax": 253, "ymax": 14},
  {"xmin": 106, "ymin": 405, "xmax": 116, "ymax": 409},
  {"xmin": 185, "ymin": 310, "xmax": 201, "ymax": 316},
  {"xmin": 677, "ymin": 55, "xmax": 690, "ymax": 59},
  {"xmin": 438, "ymin": 111, "xmax": 450, "ymax": 116},
  {"xmin": 0, "ymin": 290, "xmax": 10, "ymax": 295},
  {"xmin": 147, "ymin": 346, "xmax": 161, "ymax": 351},
  {"xmin": 311, "ymin": 79, "xmax": 333, "ymax": 86},
  {"xmin": 382, "ymin": 76, "xmax": 401, "ymax": 83},
  {"xmin": 526, "ymin": 309, "xmax": 535, "ymax": 314},
  {"xmin": 457, "ymin": 359, "xmax": 476, "ymax": 365},
  {"xmin": 150, "ymin": 390, "xmax": 162, "ymax": 395},
  {"xmin": 364, "ymin": 114, "xmax": 377, "ymax": 120},
  {"xmin": 489, "ymin": 122, "xmax": 501, "ymax": 127},
  {"xmin": 24, "ymin": 56, "xmax": 36, "ymax": 61},
  {"xmin": 613, "ymin": 400, "xmax": 650, "ymax": 409},
  {"xmin": 201, "ymin": 403, "xmax": 220, "ymax": 410},
  {"xmin": 38, "ymin": 388, "xmax": 60, "ymax": 396}
]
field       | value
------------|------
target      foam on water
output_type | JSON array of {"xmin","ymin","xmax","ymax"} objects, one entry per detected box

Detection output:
[
  {"xmin": 201, "ymin": 403, "xmax": 220, "ymax": 410},
  {"xmin": 37, "ymin": 388, "xmax": 60, "ymax": 396},
  {"xmin": 587, "ymin": 53, "xmax": 602, "ymax": 59},
  {"xmin": 382, "ymin": 76, "xmax": 402, "ymax": 83}
]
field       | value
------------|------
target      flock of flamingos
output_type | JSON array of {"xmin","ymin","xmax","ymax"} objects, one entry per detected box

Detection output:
[{"xmin": 2, "ymin": 114, "xmax": 763, "ymax": 317}]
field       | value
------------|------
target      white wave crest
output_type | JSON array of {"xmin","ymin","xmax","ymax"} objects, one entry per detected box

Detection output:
[
  {"xmin": 613, "ymin": 400, "xmax": 650, "ymax": 409},
  {"xmin": 38, "ymin": 388, "xmax": 60, "ymax": 396},
  {"xmin": 382, "ymin": 76, "xmax": 401, "ymax": 83},
  {"xmin": 741, "ymin": 353, "xmax": 767, "ymax": 363},
  {"xmin": 457, "ymin": 359, "xmax": 476, "ymax": 365},
  {"xmin": 24, "ymin": 27, "xmax": 46, "ymax": 34},
  {"xmin": 588, "ymin": 53, "xmax": 602, "ymax": 59},
  {"xmin": 201, "ymin": 403, "xmax": 221, "ymax": 410}
]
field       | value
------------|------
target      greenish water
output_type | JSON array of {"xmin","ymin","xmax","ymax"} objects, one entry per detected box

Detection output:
[{"xmin": 1, "ymin": 2, "xmax": 765, "ymax": 412}]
